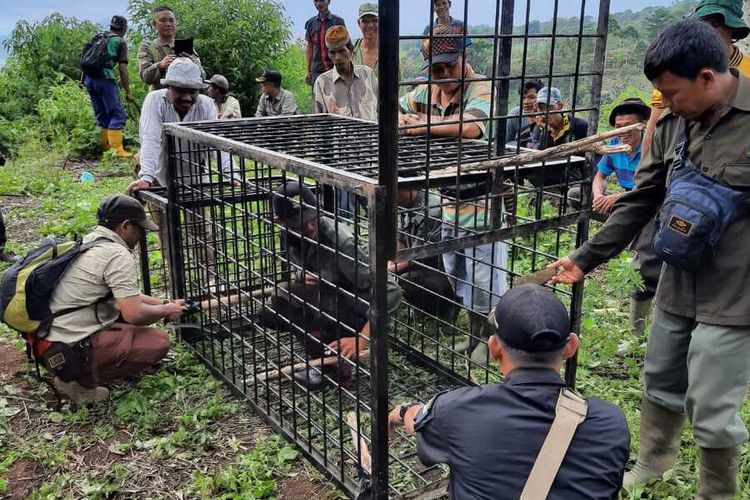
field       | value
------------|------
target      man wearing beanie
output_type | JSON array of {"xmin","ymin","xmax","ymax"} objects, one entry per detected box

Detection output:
[
  {"xmin": 312, "ymin": 25, "xmax": 378, "ymax": 121},
  {"xmin": 44, "ymin": 194, "xmax": 185, "ymax": 404},
  {"xmin": 389, "ymin": 284, "xmax": 629, "ymax": 499},
  {"xmin": 81, "ymin": 15, "xmax": 135, "ymax": 157}
]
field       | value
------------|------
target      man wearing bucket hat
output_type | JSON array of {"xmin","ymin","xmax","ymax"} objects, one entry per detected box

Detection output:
[
  {"xmin": 389, "ymin": 284, "xmax": 629, "ymax": 499},
  {"xmin": 254, "ymin": 182, "xmax": 401, "ymax": 389},
  {"xmin": 255, "ymin": 69, "xmax": 298, "ymax": 117},
  {"xmin": 45, "ymin": 194, "xmax": 185, "ymax": 404},
  {"xmin": 313, "ymin": 25, "xmax": 378, "ymax": 121},
  {"xmin": 206, "ymin": 74, "xmax": 242, "ymax": 119},
  {"xmin": 127, "ymin": 58, "xmax": 230, "ymax": 281},
  {"xmin": 643, "ymin": 0, "xmax": 750, "ymax": 153}
]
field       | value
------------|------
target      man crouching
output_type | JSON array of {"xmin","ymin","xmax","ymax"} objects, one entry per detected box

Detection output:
[{"xmin": 45, "ymin": 195, "xmax": 185, "ymax": 403}]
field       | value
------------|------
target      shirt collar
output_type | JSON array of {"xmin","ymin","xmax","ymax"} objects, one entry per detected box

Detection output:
[
  {"xmin": 550, "ymin": 114, "xmax": 571, "ymax": 141},
  {"xmin": 430, "ymin": 64, "xmax": 477, "ymax": 107},
  {"xmin": 332, "ymin": 63, "xmax": 360, "ymax": 83},
  {"xmin": 318, "ymin": 11, "xmax": 334, "ymax": 21},
  {"xmin": 504, "ymin": 368, "xmax": 567, "ymax": 387},
  {"xmin": 152, "ymin": 38, "xmax": 171, "ymax": 49},
  {"xmin": 90, "ymin": 226, "xmax": 131, "ymax": 250}
]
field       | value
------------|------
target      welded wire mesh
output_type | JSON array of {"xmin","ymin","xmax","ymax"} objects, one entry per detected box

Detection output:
[{"xmin": 145, "ymin": 0, "xmax": 610, "ymax": 498}]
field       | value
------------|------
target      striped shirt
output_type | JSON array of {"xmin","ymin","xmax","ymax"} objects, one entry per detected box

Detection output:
[
  {"xmin": 305, "ymin": 12, "xmax": 346, "ymax": 76},
  {"xmin": 399, "ymin": 66, "xmax": 492, "ymax": 228}
]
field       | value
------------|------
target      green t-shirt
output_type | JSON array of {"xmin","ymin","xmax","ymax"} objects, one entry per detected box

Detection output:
[{"xmin": 102, "ymin": 34, "xmax": 128, "ymax": 80}]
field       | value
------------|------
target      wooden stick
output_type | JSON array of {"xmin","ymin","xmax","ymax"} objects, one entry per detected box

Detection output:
[
  {"xmin": 199, "ymin": 286, "xmax": 276, "ymax": 311},
  {"xmin": 251, "ymin": 349, "xmax": 371, "ymax": 383},
  {"xmin": 434, "ymin": 123, "xmax": 645, "ymax": 175},
  {"xmin": 347, "ymin": 411, "xmax": 372, "ymax": 475}
]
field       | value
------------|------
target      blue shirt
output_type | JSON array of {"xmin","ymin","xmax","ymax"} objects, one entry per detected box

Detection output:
[
  {"xmin": 597, "ymin": 138, "xmax": 642, "ymax": 190},
  {"xmin": 414, "ymin": 369, "xmax": 630, "ymax": 500}
]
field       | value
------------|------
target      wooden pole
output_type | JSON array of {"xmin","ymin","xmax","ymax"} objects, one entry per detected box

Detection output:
[
  {"xmin": 347, "ymin": 411, "xmax": 373, "ymax": 475},
  {"xmin": 250, "ymin": 349, "xmax": 371, "ymax": 384},
  {"xmin": 434, "ymin": 123, "xmax": 644, "ymax": 176}
]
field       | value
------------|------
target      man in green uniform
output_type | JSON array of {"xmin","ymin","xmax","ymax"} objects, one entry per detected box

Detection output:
[
  {"xmin": 550, "ymin": 20, "xmax": 750, "ymax": 498},
  {"xmin": 137, "ymin": 5, "xmax": 204, "ymax": 92}
]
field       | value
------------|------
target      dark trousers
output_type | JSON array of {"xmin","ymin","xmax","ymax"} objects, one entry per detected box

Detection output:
[
  {"xmin": 631, "ymin": 218, "xmax": 660, "ymax": 301},
  {"xmin": 0, "ymin": 208, "xmax": 6, "ymax": 253},
  {"xmin": 84, "ymin": 76, "xmax": 126, "ymax": 130},
  {"xmin": 261, "ymin": 281, "xmax": 367, "ymax": 358},
  {"xmin": 398, "ymin": 259, "xmax": 458, "ymax": 323},
  {"xmin": 78, "ymin": 323, "xmax": 170, "ymax": 388}
]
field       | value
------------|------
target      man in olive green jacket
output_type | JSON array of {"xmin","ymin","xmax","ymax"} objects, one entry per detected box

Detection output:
[
  {"xmin": 551, "ymin": 20, "xmax": 750, "ymax": 499},
  {"xmin": 137, "ymin": 5, "xmax": 204, "ymax": 92}
]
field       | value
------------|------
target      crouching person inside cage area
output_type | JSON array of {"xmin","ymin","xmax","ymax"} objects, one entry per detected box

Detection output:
[
  {"xmin": 399, "ymin": 24, "xmax": 509, "ymax": 366},
  {"xmin": 253, "ymin": 182, "xmax": 401, "ymax": 389},
  {"xmin": 39, "ymin": 195, "xmax": 185, "ymax": 404},
  {"xmin": 389, "ymin": 284, "xmax": 630, "ymax": 500}
]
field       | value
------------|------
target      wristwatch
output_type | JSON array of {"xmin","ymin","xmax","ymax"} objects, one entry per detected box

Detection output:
[{"xmin": 399, "ymin": 401, "xmax": 419, "ymax": 422}]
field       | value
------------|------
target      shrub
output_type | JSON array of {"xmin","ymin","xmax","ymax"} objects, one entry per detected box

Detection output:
[
  {"xmin": 36, "ymin": 80, "xmax": 98, "ymax": 156},
  {"xmin": 128, "ymin": 0, "xmax": 294, "ymax": 114}
]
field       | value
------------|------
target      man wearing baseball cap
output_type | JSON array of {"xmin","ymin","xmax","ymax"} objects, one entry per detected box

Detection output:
[
  {"xmin": 255, "ymin": 69, "xmax": 298, "ymax": 117},
  {"xmin": 206, "ymin": 74, "xmax": 242, "ymax": 119},
  {"xmin": 45, "ymin": 194, "xmax": 185, "ymax": 404},
  {"xmin": 81, "ymin": 15, "xmax": 135, "ymax": 158},
  {"xmin": 389, "ymin": 284, "xmax": 629, "ymax": 499},
  {"xmin": 352, "ymin": 4, "xmax": 379, "ymax": 71},
  {"xmin": 254, "ymin": 182, "xmax": 401, "ymax": 389},
  {"xmin": 400, "ymin": 24, "xmax": 508, "ymax": 365}
]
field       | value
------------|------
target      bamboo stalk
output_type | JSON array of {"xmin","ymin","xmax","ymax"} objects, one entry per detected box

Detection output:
[
  {"xmin": 434, "ymin": 123, "xmax": 644, "ymax": 175},
  {"xmin": 199, "ymin": 286, "xmax": 276, "ymax": 311}
]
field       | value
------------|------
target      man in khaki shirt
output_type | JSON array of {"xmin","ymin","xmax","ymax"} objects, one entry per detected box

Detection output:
[
  {"xmin": 47, "ymin": 195, "xmax": 185, "ymax": 404},
  {"xmin": 313, "ymin": 26, "xmax": 378, "ymax": 121},
  {"xmin": 551, "ymin": 20, "xmax": 750, "ymax": 498},
  {"xmin": 137, "ymin": 5, "xmax": 204, "ymax": 92}
]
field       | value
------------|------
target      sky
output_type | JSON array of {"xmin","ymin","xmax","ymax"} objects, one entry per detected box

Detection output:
[{"xmin": 1, "ymin": 0, "xmax": 679, "ymax": 38}]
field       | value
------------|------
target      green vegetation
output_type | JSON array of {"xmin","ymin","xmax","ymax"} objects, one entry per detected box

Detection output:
[{"xmin": 1, "ymin": 0, "xmax": 748, "ymax": 498}]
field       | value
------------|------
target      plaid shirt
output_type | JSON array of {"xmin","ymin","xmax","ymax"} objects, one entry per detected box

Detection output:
[{"xmin": 305, "ymin": 12, "xmax": 346, "ymax": 76}]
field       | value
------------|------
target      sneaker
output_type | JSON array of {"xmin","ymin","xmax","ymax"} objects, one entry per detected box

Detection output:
[{"xmin": 53, "ymin": 377, "xmax": 109, "ymax": 404}]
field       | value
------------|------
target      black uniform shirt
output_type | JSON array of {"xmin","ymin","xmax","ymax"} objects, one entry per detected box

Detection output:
[{"xmin": 415, "ymin": 369, "xmax": 630, "ymax": 500}]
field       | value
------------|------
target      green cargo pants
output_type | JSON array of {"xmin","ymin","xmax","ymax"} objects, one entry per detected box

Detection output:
[{"xmin": 644, "ymin": 306, "xmax": 750, "ymax": 448}]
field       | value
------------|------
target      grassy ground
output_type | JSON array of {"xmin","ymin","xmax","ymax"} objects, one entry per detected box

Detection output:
[{"xmin": 0, "ymin": 139, "xmax": 748, "ymax": 499}]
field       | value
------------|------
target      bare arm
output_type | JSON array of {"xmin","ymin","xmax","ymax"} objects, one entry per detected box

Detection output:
[
  {"xmin": 592, "ymin": 171, "xmax": 608, "ymax": 197},
  {"xmin": 388, "ymin": 404, "xmax": 423, "ymax": 436},
  {"xmin": 117, "ymin": 296, "xmax": 185, "ymax": 326},
  {"xmin": 642, "ymin": 106, "xmax": 663, "ymax": 155},
  {"xmin": 306, "ymin": 40, "xmax": 313, "ymax": 81}
]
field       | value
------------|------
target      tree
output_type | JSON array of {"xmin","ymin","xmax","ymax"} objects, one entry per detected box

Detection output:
[
  {"xmin": 644, "ymin": 7, "xmax": 678, "ymax": 41},
  {"xmin": 127, "ymin": 0, "xmax": 300, "ymax": 114}
]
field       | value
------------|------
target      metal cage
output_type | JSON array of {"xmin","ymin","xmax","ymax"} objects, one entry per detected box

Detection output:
[{"xmin": 145, "ymin": 0, "xmax": 611, "ymax": 497}]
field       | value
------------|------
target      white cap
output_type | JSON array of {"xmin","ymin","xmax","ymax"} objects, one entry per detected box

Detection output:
[{"xmin": 160, "ymin": 58, "xmax": 207, "ymax": 90}]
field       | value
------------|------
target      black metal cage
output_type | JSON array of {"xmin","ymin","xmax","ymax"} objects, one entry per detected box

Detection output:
[{"xmin": 146, "ymin": 1, "xmax": 611, "ymax": 497}]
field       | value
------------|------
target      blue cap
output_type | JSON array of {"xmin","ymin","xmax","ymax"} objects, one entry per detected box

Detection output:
[{"xmin": 537, "ymin": 87, "xmax": 563, "ymax": 106}]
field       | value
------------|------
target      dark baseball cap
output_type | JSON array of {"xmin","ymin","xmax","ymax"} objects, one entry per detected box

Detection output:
[
  {"xmin": 272, "ymin": 182, "xmax": 318, "ymax": 229},
  {"xmin": 97, "ymin": 194, "xmax": 158, "ymax": 231},
  {"xmin": 110, "ymin": 15, "xmax": 128, "ymax": 30},
  {"xmin": 255, "ymin": 69, "xmax": 282, "ymax": 86},
  {"xmin": 491, "ymin": 284, "xmax": 571, "ymax": 352}
]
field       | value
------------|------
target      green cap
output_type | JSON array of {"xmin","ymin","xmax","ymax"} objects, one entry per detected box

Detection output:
[
  {"xmin": 358, "ymin": 3, "xmax": 379, "ymax": 20},
  {"xmin": 691, "ymin": 0, "xmax": 750, "ymax": 40}
]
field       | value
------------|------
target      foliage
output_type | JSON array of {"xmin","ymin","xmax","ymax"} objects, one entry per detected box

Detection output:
[
  {"xmin": 189, "ymin": 435, "xmax": 298, "ymax": 499},
  {"xmin": 36, "ymin": 80, "xmax": 99, "ymax": 156},
  {"xmin": 272, "ymin": 43, "xmax": 312, "ymax": 114},
  {"xmin": 127, "ymin": 0, "xmax": 296, "ymax": 114},
  {"xmin": 0, "ymin": 14, "xmax": 98, "ymax": 119}
]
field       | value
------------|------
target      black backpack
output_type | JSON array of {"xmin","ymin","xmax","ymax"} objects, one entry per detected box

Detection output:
[{"xmin": 80, "ymin": 33, "xmax": 115, "ymax": 78}]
